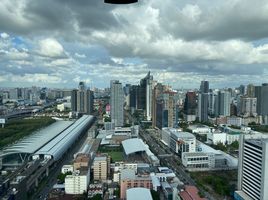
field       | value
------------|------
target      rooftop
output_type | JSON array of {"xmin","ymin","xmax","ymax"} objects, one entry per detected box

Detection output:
[
  {"xmin": 122, "ymin": 138, "xmax": 147, "ymax": 155},
  {"xmin": 126, "ymin": 188, "xmax": 153, "ymax": 200}
]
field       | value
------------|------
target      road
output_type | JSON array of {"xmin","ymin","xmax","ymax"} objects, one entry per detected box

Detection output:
[{"xmin": 139, "ymin": 128, "xmax": 216, "ymax": 200}]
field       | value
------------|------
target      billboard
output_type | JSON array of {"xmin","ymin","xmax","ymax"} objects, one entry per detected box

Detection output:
[{"xmin": 0, "ymin": 118, "xmax": 6, "ymax": 124}]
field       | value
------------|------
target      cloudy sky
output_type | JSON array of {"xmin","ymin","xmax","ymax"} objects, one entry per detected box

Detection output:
[{"xmin": 1, "ymin": 0, "xmax": 268, "ymax": 89}]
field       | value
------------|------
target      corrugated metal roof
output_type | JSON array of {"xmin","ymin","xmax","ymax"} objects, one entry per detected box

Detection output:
[
  {"xmin": 34, "ymin": 115, "xmax": 94, "ymax": 160},
  {"xmin": 122, "ymin": 138, "xmax": 147, "ymax": 155},
  {"xmin": 1, "ymin": 120, "xmax": 73, "ymax": 156}
]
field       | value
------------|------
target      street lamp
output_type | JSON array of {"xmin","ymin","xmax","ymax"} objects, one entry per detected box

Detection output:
[{"xmin": 104, "ymin": 0, "xmax": 138, "ymax": 4}]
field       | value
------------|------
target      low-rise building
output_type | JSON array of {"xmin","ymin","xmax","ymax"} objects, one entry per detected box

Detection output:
[
  {"xmin": 61, "ymin": 165, "xmax": 74, "ymax": 174},
  {"xmin": 188, "ymin": 125, "xmax": 212, "ymax": 135},
  {"xmin": 169, "ymin": 129, "xmax": 196, "ymax": 156},
  {"xmin": 120, "ymin": 169, "xmax": 152, "ymax": 199},
  {"xmin": 207, "ymin": 131, "xmax": 227, "ymax": 145}
]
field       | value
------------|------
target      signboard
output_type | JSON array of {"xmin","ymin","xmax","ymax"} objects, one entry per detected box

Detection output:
[{"xmin": 0, "ymin": 118, "xmax": 6, "ymax": 124}]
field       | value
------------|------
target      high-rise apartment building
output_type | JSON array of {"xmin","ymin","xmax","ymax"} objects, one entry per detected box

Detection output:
[
  {"xmin": 110, "ymin": 80, "xmax": 124, "ymax": 127},
  {"xmin": 239, "ymin": 96, "xmax": 257, "ymax": 117},
  {"xmin": 71, "ymin": 82, "xmax": 94, "ymax": 114},
  {"xmin": 200, "ymin": 81, "xmax": 209, "ymax": 93},
  {"xmin": 155, "ymin": 91, "xmax": 178, "ymax": 129},
  {"xmin": 247, "ymin": 84, "xmax": 255, "ymax": 98},
  {"xmin": 235, "ymin": 135, "xmax": 268, "ymax": 200},
  {"xmin": 215, "ymin": 90, "xmax": 231, "ymax": 117},
  {"xmin": 93, "ymin": 156, "xmax": 110, "ymax": 181}
]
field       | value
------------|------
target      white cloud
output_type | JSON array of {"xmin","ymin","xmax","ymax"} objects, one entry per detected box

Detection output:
[
  {"xmin": 11, "ymin": 73, "xmax": 62, "ymax": 83},
  {"xmin": 0, "ymin": 32, "xmax": 9, "ymax": 39},
  {"xmin": 38, "ymin": 38, "xmax": 65, "ymax": 58},
  {"xmin": 74, "ymin": 52, "xmax": 86, "ymax": 58}
]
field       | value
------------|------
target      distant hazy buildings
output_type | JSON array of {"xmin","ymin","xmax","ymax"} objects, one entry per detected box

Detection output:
[
  {"xmin": 71, "ymin": 82, "xmax": 94, "ymax": 114},
  {"xmin": 110, "ymin": 80, "xmax": 124, "ymax": 127},
  {"xmin": 235, "ymin": 134, "xmax": 268, "ymax": 200},
  {"xmin": 239, "ymin": 96, "xmax": 257, "ymax": 117}
]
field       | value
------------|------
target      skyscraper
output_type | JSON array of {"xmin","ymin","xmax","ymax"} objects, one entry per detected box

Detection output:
[
  {"xmin": 110, "ymin": 80, "xmax": 124, "ymax": 127},
  {"xmin": 214, "ymin": 90, "xmax": 231, "ymax": 117},
  {"xmin": 239, "ymin": 96, "xmax": 257, "ymax": 117},
  {"xmin": 184, "ymin": 91, "xmax": 197, "ymax": 115},
  {"xmin": 200, "ymin": 81, "xmax": 209, "ymax": 93},
  {"xmin": 71, "ymin": 82, "xmax": 94, "ymax": 114},
  {"xmin": 235, "ymin": 134, "xmax": 268, "ymax": 200},
  {"xmin": 198, "ymin": 81, "xmax": 209, "ymax": 122},
  {"xmin": 247, "ymin": 84, "xmax": 255, "ymax": 97},
  {"xmin": 261, "ymin": 83, "xmax": 268, "ymax": 116},
  {"xmin": 198, "ymin": 93, "xmax": 209, "ymax": 122}
]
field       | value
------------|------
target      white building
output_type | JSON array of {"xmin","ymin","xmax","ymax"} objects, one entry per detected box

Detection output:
[
  {"xmin": 227, "ymin": 116, "xmax": 243, "ymax": 127},
  {"xmin": 165, "ymin": 128, "xmax": 196, "ymax": 156},
  {"xmin": 207, "ymin": 131, "xmax": 227, "ymax": 145},
  {"xmin": 182, "ymin": 142, "xmax": 238, "ymax": 171},
  {"xmin": 61, "ymin": 165, "xmax": 74, "ymax": 174},
  {"xmin": 235, "ymin": 134, "xmax": 268, "ymax": 200},
  {"xmin": 65, "ymin": 169, "xmax": 90, "ymax": 194},
  {"xmin": 188, "ymin": 125, "xmax": 212, "ymax": 135}
]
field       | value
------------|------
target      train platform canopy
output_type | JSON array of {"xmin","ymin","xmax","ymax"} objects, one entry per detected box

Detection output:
[{"xmin": 0, "ymin": 120, "xmax": 73, "ymax": 158}]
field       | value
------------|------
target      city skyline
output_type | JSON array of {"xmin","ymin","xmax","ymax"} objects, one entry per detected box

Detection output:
[{"xmin": 1, "ymin": 0, "xmax": 268, "ymax": 88}]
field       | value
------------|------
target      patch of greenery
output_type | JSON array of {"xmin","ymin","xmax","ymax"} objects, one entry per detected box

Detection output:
[
  {"xmin": 57, "ymin": 171, "xmax": 72, "ymax": 183},
  {"xmin": 0, "ymin": 117, "xmax": 56, "ymax": 149},
  {"xmin": 191, "ymin": 170, "xmax": 237, "ymax": 197}
]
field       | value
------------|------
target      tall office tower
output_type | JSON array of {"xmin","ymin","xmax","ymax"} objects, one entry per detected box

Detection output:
[
  {"xmin": 71, "ymin": 89, "xmax": 78, "ymax": 112},
  {"xmin": 0, "ymin": 94, "xmax": 3, "ymax": 105},
  {"xmin": 198, "ymin": 80, "xmax": 209, "ymax": 122},
  {"xmin": 129, "ymin": 85, "xmax": 139, "ymax": 111},
  {"xmin": 239, "ymin": 84, "xmax": 246, "ymax": 95},
  {"xmin": 239, "ymin": 96, "xmax": 257, "ymax": 117},
  {"xmin": 214, "ymin": 91, "xmax": 231, "ymax": 117},
  {"xmin": 71, "ymin": 82, "xmax": 94, "ymax": 114},
  {"xmin": 110, "ymin": 80, "xmax": 124, "ymax": 127},
  {"xmin": 198, "ymin": 93, "xmax": 209, "ymax": 122},
  {"xmin": 78, "ymin": 81, "xmax": 86, "ymax": 90},
  {"xmin": 261, "ymin": 83, "xmax": 268, "ymax": 116},
  {"xmin": 208, "ymin": 91, "xmax": 217, "ymax": 116},
  {"xmin": 138, "ymin": 72, "xmax": 153, "ymax": 120},
  {"xmin": 138, "ymin": 75, "xmax": 147, "ymax": 110},
  {"xmin": 255, "ymin": 86, "xmax": 262, "ymax": 115},
  {"xmin": 235, "ymin": 135, "xmax": 268, "ymax": 200},
  {"xmin": 247, "ymin": 84, "xmax": 255, "ymax": 97},
  {"xmin": 200, "ymin": 80, "xmax": 209, "ymax": 93},
  {"xmin": 152, "ymin": 83, "xmax": 164, "ymax": 128},
  {"xmin": 146, "ymin": 76, "xmax": 153, "ymax": 121},
  {"xmin": 184, "ymin": 91, "xmax": 197, "ymax": 115}
]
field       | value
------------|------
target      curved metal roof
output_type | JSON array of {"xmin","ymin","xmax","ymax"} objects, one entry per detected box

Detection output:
[
  {"xmin": 122, "ymin": 138, "xmax": 147, "ymax": 155},
  {"xmin": 1, "ymin": 120, "xmax": 73, "ymax": 157},
  {"xmin": 34, "ymin": 115, "xmax": 94, "ymax": 161}
]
